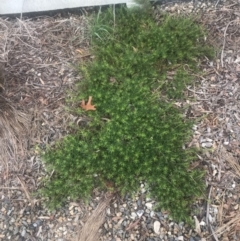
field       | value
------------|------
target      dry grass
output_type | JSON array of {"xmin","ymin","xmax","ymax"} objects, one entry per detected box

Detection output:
[
  {"xmin": 0, "ymin": 14, "xmax": 90, "ymax": 175},
  {"xmin": 0, "ymin": 95, "xmax": 29, "ymax": 162},
  {"xmin": 0, "ymin": 62, "xmax": 29, "ymax": 172}
]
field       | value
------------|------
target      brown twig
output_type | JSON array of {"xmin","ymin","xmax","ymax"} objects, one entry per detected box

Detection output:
[
  {"xmin": 221, "ymin": 20, "xmax": 238, "ymax": 67},
  {"xmin": 75, "ymin": 192, "xmax": 115, "ymax": 241}
]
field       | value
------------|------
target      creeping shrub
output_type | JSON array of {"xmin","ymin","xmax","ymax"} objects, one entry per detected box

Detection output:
[{"xmin": 40, "ymin": 6, "xmax": 214, "ymax": 223}]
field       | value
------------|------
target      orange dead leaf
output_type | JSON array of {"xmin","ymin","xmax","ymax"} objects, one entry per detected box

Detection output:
[{"xmin": 80, "ymin": 96, "xmax": 96, "ymax": 111}]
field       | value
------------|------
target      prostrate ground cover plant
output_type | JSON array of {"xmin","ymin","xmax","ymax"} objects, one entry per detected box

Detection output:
[{"xmin": 39, "ymin": 6, "xmax": 214, "ymax": 223}]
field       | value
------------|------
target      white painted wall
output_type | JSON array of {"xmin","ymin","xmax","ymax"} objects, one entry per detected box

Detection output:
[{"xmin": 0, "ymin": 0, "xmax": 137, "ymax": 15}]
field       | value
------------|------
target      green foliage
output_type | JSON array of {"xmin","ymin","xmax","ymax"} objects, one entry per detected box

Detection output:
[{"xmin": 40, "ymin": 6, "xmax": 214, "ymax": 222}]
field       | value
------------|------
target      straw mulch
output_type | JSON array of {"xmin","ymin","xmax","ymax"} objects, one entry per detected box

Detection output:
[{"xmin": 0, "ymin": 14, "xmax": 90, "ymax": 173}]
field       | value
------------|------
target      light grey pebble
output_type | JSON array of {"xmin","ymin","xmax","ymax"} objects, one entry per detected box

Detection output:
[
  {"xmin": 33, "ymin": 222, "xmax": 38, "ymax": 228},
  {"xmin": 122, "ymin": 220, "xmax": 127, "ymax": 226},
  {"xmin": 13, "ymin": 227, "xmax": 19, "ymax": 235},
  {"xmin": 9, "ymin": 218, "xmax": 15, "ymax": 224},
  {"xmin": 163, "ymin": 214, "xmax": 168, "ymax": 219},
  {"xmin": 137, "ymin": 209, "xmax": 144, "ymax": 217},
  {"xmin": 179, "ymin": 222, "xmax": 184, "ymax": 228},
  {"xmin": 7, "ymin": 209, "xmax": 13, "ymax": 216},
  {"xmin": 205, "ymin": 138, "xmax": 213, "ymax": 142},
  {"xmin": 74, "ymin": 214, "xmax": 80, "ymax": 223},
  {"xmin": 22, "ymin": 221, "xmax": 28, "ymax": 226},
  {"xmin": 130, "ymin": 212, "xmax": 137, "ymax": 220},
  {"xmin": 21, "ymin": 228, "xmax": 26, "ymax": 237},
  {"xmin": 223, "ymin": 140, "xmax": 229, "ymax": 145},
  {"xmin": 150, "ymin": 211, "xmax": 155, "ymax": 217},
  {"xmin": 104, "ymin": 223, "xmax": 108, "ymax": 230},
  {"xmin": 192, "ymin": 125, "xmax": 198, "ymax": 131},
  {"xmin": 201, "ymin": 142, "xmax": 213, "ymax": 148},
  {"xmin": 145, "ymin": 202, "xmax": 153, "ymax": 210},
  {"xmin": 119, "ymin": 207, "xmax": 125, "ymax": 212},
  {"xmin": 106, "ymin": 208, "xmax": 111, "ymax": 215},
  {"xmin": 145, "ymin": 209, "xmax": 150, "ymax": 214}
]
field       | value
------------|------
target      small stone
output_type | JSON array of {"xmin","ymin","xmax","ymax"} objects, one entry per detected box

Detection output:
[
  {"xmin": 22, "ymin": 221, "xmax": 28, "ymax": 226},
  {"xmin": 146, "ymin": 197, "xmax": 151, "ymax": 202},
  {"xmin": 104, "ymin": 223, "xmax": 108, "ymax": 230},
  {"xmin": 130, "ymin": 233, "xmax": 135, "ymax": 240},
  {"xmin": 145, "ymin": 209, "xmax": 150, "ymax": 214},
  {"xmin": 192, "ymin": 125, "xmax": 198, "ymax": 130},
  {"xmin": 9, "ymin": 218, "xmax": 15, "ymax": 224},
  {"xmin": 205, "ymin": 138, "xmax": 213, "ymax": 142},
  {"xmin": 106, "ymin": 208, "xmax": 111, "ymax": 215},
  {"xmin": 201, "ymin": 142, "xmax": 212, "ymax": 148},
  {"xmin": 145, "ymin": 202, "xmax": 153, "ymax": 210},
  {"xmin": 130, "ymin": 212, "xmax": 137, "ymax": 220},
  {"xmin": 234, "ymin": 204, "xmax": 239, "ymax": 210},
  {"xmin": 173, "ymin": 224, "xmax": 179, "ymax": 234},
  {"xmin": 13, "ymin": 227, "xmax": 19, "ymax": 235},
  {"xmin": 7, "ymin": 209, "xmax": 13, "ymax": 216},
  {"xmin": 74, "ymin": 214, "xmax": 79, "ymax": 223},
  {"xmin": 199, "ymin": 137, "xmax": 206, "ymax": 143},
  {"xmin": 119, "ymin": 207, "xmax": 125, "ymax": 212},
  {"xmin": 150, "ymin": 211, "xmax": 155, "ymax": 218},
  {"xmin": 69, "ymin": 205, "xmax": 74, "ymax": 211},
  {"xmin": 137, "ymin": 210, "xmax": 144, "ymax": 217},
  {"xmin": 200, "ymin": 220, "xmax": 206, "ymax": 226},
  {"xmin": 116, "ymin": 212, "xmax": 122, "ymax": 217},
  {"xmin": 178, "ymin": 236, "xmax": 184, "ymax": 241},
  {"xmin": 141, "ymin": 187, "xmax": 146, "ymax": 193},
  {"xmin": 224, "ymin": 141, "xmax": 229, "ymax": 145},
  {"xmin": 21, "ymin": 228, "xmax": 26, "ymax": 237},
  {"xmin": 153, "ymin": 221, "xmax": 161, "ymax": 234}
]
